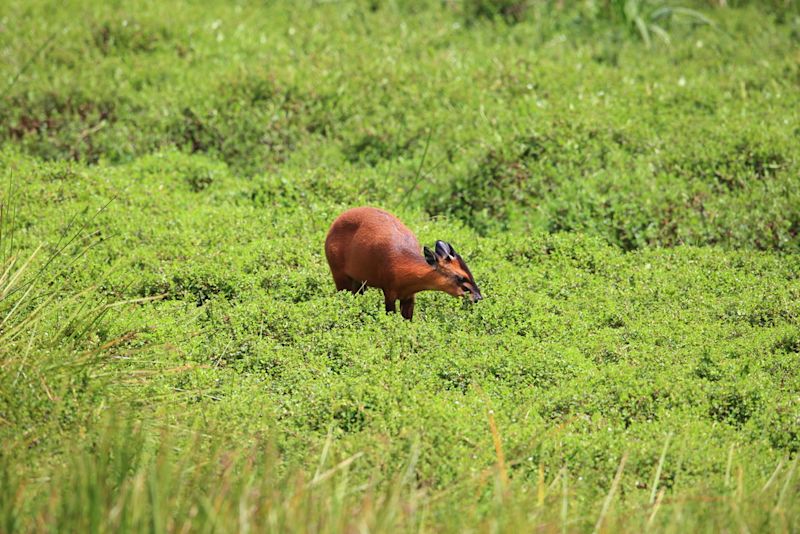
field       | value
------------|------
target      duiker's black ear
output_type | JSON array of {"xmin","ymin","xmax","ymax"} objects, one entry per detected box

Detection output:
[
  {"xmin": 424, "ymin": 247, "xmax": 437, "ymax": 266},
  {"xmin": 435, "ymin": 240, "xmax": 453, "ymax": 258}
]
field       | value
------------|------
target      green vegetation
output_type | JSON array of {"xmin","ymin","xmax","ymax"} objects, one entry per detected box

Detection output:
[{"xmin": 1, "ymin": 0, "xmax": 799, "ymax": 531}]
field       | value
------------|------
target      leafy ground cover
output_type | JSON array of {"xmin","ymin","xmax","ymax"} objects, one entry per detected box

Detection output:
[{"xmin": 1, "ymin": 0, "xmax": 799, "ymax": 531}]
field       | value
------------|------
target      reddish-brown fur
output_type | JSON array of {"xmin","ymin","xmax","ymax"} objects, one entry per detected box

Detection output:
[{"xmin": 324, "ymin": 206, "xmax": 482, "ymax": 320}]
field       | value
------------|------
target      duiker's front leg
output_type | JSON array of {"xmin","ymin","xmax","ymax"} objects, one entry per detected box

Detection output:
[
  {"xmin": 383, "ymin": 290, "xmax": 397, "ymax": 314},
  {"xmin": 400, "ymin": 297, "xmax": 415, "ymax": 320}
]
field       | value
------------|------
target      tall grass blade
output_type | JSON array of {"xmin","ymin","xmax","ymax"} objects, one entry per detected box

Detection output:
[
  {"xmin": 594, "ymin": 452, "xmax": 628, "ymax": 534},
  {"xmin": 650, "ymin": 432, "xmax": 672, "ymax": 504},
  {"xmin": 1, "ymin": 31, "xmax": 59, "ymax": 99},
  {"xmin": 646, "ymin": 487, "xmax": 666, "ymax": 532},
  {"xmin": 774, "ymin": 454, "xmax": 798, "ymax": 512},
  {"xmin": 561, "ymin": 467, "xmax": 569, "ymax": 534},
  {"xmin": 398, "ymin": 128, "xmax": 433, "ymax": 209},
  {"xmin": 761, "ymin": 456, "xmax": 786, "ymax": 493}
]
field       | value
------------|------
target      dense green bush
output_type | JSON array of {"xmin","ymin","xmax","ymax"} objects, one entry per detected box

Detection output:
[{"xmin": 429, "ymin": 117, "xmax": 799, "ymax": 249}]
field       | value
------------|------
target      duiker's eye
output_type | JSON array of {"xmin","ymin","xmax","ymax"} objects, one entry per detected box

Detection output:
[{"xmin": 456, "ymin": 276, "xmax": 468, "ymax": 284}]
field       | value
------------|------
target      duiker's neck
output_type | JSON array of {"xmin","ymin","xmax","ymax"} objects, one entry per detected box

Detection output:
[{"xmin": 396, "ymin": 256, "xmax": 449, "ymax": 294}]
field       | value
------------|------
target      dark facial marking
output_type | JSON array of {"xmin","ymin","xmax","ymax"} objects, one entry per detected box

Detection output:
[
  {"xmin": 455, "ymin": 255, "xmax": 481, "ymax": 297},
  {"xmin": 455, "ymin": 256, "xmax": 475, "ymax": 283}
]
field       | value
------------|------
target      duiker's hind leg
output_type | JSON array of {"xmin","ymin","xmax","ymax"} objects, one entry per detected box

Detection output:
[
  {"xmin": 350, "ymin": 279, "xmax": 368, "ymax": 294},
  {"xmin": 333, "ymin": 273, "xmax": 355, "ymax": 292}
]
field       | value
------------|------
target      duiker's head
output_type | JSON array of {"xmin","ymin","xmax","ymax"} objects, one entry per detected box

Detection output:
[{"xmin": 424, "ymin": 240, "xmax": 483, "ymax": 303}]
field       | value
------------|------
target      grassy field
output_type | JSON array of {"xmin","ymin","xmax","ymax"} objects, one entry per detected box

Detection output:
[{"xmin": 1, "ymin": 0, "xmax": 799, "ymax": 531}]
